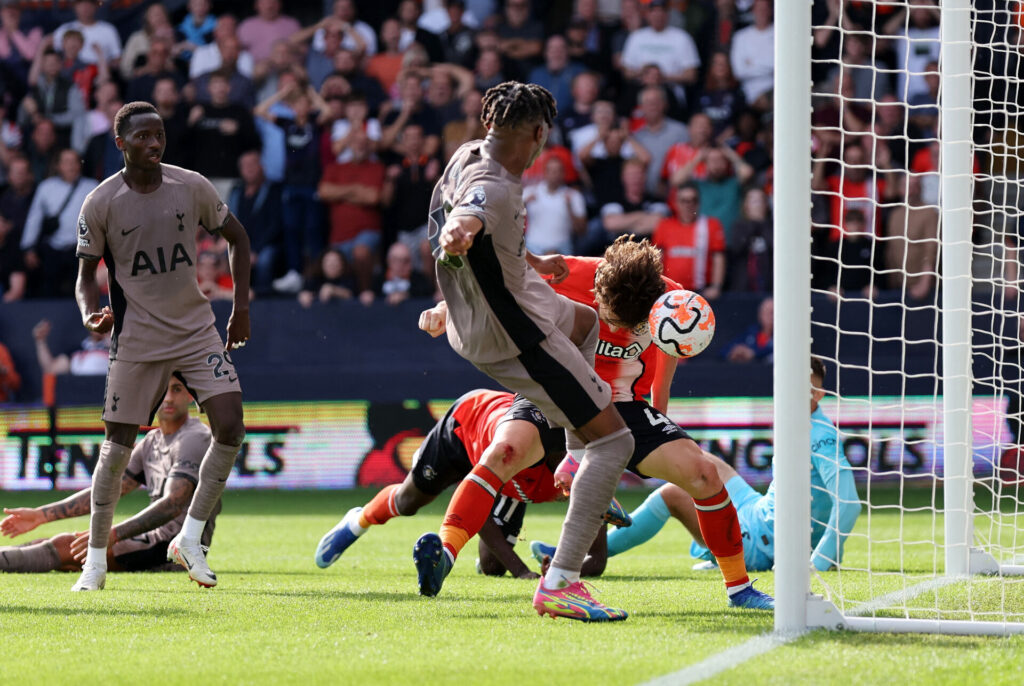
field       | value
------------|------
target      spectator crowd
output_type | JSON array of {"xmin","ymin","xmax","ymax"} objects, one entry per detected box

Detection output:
[{"xmin": 0, "ymin": 0, "xmax": 946, "ymax": 310}]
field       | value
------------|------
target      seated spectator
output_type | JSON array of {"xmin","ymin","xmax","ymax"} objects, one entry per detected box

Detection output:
[
  {"xmin": 564, "ymin": 2, "xmax": 614, "ymax": 74},
  {"xmin": 884, "ymin": 174, "xmax": 938, "ymax": 301},
  {"xmin": 120, "ymin": 3, "xmax": 174, "ymax": 82},
  {"xmin": 153, "ymin": 78, "xmax": 190, "ymax": 167},
  {"xmin": 0, "ymin": 213, "xmax": 26, "ymax": 303},
  {"xmin": 381, "ymin": 124, "xmax": 441, "ymax": 281},
  {"xmin": 190, "ymin": 14, "xmax": 254, "ymax": 81},
  {"xmin": 298, "ymin": 248, "xmax": 356, "ymax": 308},
  {"xmin": 53, "ymin": 0, "xmax": 122, "ymax": 68},
  {"xmin": 673, "ymin": 146, "xmax": 753, "ymax": 242},
  {"xmin": 331, "ymin": 47, "xmax": 388, "ymax": 115},
  {"xmin": 728, "ymin": 187, "xmax": 773, "ymax": 293},
  {"xmin": 652, "ymin": 182, "xmax": 725, "ymax": 300},
  {"xmin": 0, "ymin": 154, "xmax": 35, "ymax": 252},
  {"xmin": 631, "ymin": 86, "xmax": 688, "ymax": 198},
  {"xmin": 253, "ymin": 40, "xmax": 300, "ymax": 104},
  {"xmin": 0, "ymin": 338, "xmax": 19, "ymax": 402},
  {"xmin": 425, "ymin": 64, "xmax": 474, "ymax": 128},
  {"xmin": 812, "ymin": 142, "xmax": 889, "ymax": 240},
  {"xmin": 230, "ymin": 151, "xmax": 283, "ymax": 295},
  {"xmin": 620, "ymin": 0, "xmax": 699, "ymax": 87},
  {"xmin": 196, "ymin": 250, "xmax": 234, "ymax": 301},
  {"xmin": 438, "ymin": 0, "xmax": 478, "ymax": 69},
  {"xmin": 193, "ymin": 34, "xmax": 255, "ymax": 107},
  {"xmin": 730, "ymin": 0, "xmax": 775, "ymax": 110},
  {"xmin": 255, "ymin": 82, "xmax": 329, "ymax": 293},
  {"xmin": 82, "ymin": 97, "xmax": 122, "ymax": 182},
  {"xmin": 697, "ymin": 51, "xmax": 746, "ymax": 141},
  {"xmin": 177, "ymin": 0, "xmax": 217, "ymax": 59},
  {"xmin": 23, "ymin": 119, "xmax": 60, "ymax": 184},
  {"xmin": 834, "ymin": 32, "xmax": 892, "ymax": 102},
  {"xmin": 32, "ymin": 319, "xmax": 109, "ymax": 376},
  {"xmin": 523, "ymin": 156, "xmax": 586, "ymax": 256},
  {"xmin": 728, "ymin": 109, "xmax": 770, "ymax": 173},
  {"xmin": 396, "ymin": 0, "xmax": 443, "ymax": 62},
  {"xmin": 293, "ymin": 18, "xmax": 366, "ymax": 89},
  {"xmin": 318, "ymin": 134, "xmax": 385, "ymax": 295},
  {"xmin": 665, "ymin": 112, "xmax": 715, "ymax": 189},
  {"xmin": 521, "ymin": 141, "xmax": 580, "ymax": 188},
  {"xmin": 722, "ymin": 296, "xmax": 773, "ymax": 363},
  {"xmin": 125, "ymin": 35, "xmax": 182, "ymax": 104},
  {"xmin": 830, "ymin": 208, "xmax": 883, "ymax": 300},
  {"xmin": 186, "ymin": 70, "xmax": 261, "ymax": 200},
  {"xmin": 331, "ymin": 92, "xmax": 383, "ymax": 164},
  {"xmin": 572, "ymin": 100, "xmax": 651, "ymax": 206},
  {"xmin": 495, "ymin": 0, "xmax": 543, "ymax": 82},
  {"xmin": 473, "ymin": 46, "xmax": 506, "ymax": 93},
  {"xmin": 558, "ymin": 71, "xmax": 600, "ymax": 142},
  {"xmin": 599, "ymin": 158, "xmax": 671, "ymax": 243},
  {"xmin": 19, "ymin": 48, "xmax": 85, "ymax": 150},
  {"xmin": 58, "ymin": 29, "xmax": 107, "ymax": 106},
  {"xmin": 907, "ymin": 62, "xmax": 939, "ymax": 138},
  {"xmin": 380, "ymin": 73, "xmax": 442, "ymax": 161},
  {"xmin": 0, "ymin": 2, "xmax": 42, "ymax": 87},
  {"xmin": 237, "ymin": 0, "xmax": 301, "ymax": 64},
  {"xmin": 442, "ymin": 88, "xmax": 486, "ymax": 161},
  {"xmin": 618, "ymin": 63, "xmax": 684, "ymax": 126},
  {"xmin": 20, "ymin": 148, "xmax": 96, "ymax": 297},
  {"xmin": 888, "ymin": 0, "xmax": 940, "ymax": 103},
  {"xmin": 360, "ymin": 241, "xmax": 433, "ymax": 306},
  {"xmin": 528, "ymin": 35, "xmax": 585, "ymax": 116}
]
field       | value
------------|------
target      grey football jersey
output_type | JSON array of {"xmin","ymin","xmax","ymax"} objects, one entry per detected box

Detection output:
[
  {"xmin": 124, "ymin": 417, "xmax": 218, "ymax": 545},
  {"xmin": 428, "ymin": 141, "xmax": 569, "ymax": 364}
]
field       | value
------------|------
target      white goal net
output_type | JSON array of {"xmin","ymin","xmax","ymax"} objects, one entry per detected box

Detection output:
[{"xmin": 774, "ymin": 0, "xmax": 1024, "ymax": 634}]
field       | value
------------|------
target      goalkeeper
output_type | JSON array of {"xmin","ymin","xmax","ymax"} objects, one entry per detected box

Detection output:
[{"xmin": 548, "ymin": 357, "xmax": 861, "ymax": 572}]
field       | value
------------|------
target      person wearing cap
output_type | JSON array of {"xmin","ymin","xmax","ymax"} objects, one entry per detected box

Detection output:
[{"xmin": 53, "ymin": 0, "xmax": 121, "ymax": 67}]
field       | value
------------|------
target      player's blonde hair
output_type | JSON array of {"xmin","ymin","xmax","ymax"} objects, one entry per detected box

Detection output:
[{"xmin": 594, "ymin": 235, "xmax": 666, "ymax": 329}]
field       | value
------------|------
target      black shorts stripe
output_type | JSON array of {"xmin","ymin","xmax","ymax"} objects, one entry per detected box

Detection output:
[
  {"xmin": 518, "ymin": 343, "xmax": 602, "ymax": 429},
  {"xmin": 467, "ymin": 233, "xmax": 545, "ymax": 352},
  {"xmin": 104, "ymin": 245, "xmax": 127, "ymax": 361}
]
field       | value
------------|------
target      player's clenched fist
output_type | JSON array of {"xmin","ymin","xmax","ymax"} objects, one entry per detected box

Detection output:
[
  {"xmin": 439, "ymin": 215, "xmax": 482, "ymax": 256},
  {"xmin": 418, "ymin": 301, "xmax": 448, "ymax": 338}
]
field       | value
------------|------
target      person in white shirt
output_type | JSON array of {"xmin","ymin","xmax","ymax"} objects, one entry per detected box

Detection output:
[
  {"xmin": 730, "ymin": 0, "xmax": 775, "ymax": 107},
  {"xmin": 53, "ymin": 0, "xmax": 121, "ymax": 67},
  {"xmin": 620, "ymin": 0, "xmax": 699, "ymax": 86},
  {"xmin": 523, "ymin": 156, "xmax": 586, "ymax": 256},
  {"xmin": 190, "ymin": 15, "xmax": 255, "ymax": 80},
  {"xmin": 887, "ymin": 0, "xmax": 940, "ymax": 103}
]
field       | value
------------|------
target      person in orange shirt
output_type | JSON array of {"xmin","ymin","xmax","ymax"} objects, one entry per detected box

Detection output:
[
  {"xmin": 651, "ymin": 183, "xmax": 725, "ymax": 299},
  {"xmin": 0, "ymin": 340, "xmax": 20, "ymax": 402}
]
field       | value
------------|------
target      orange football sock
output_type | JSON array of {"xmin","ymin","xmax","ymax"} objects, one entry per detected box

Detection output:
[
  {"xmin": 439, "ymin": 464, "xmax": 504, "ymax": 560},
  {"xmin": 359, "ymin": 484, "xmax": 401, "ymax": 528},
  {"xmin": 694, "ymin": 489, "xmax": 750, "ymax": 589}
]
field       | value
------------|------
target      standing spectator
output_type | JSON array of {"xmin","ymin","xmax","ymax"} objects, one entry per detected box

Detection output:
[
  {"xmin": 302, "ymin": 21, "xmax": 345, "ymax": 91},
  {"xmin": 255, "ymin": 82, "xmax": 329, "ymax": 293},
  {"xmin": 729, "ymin": 109, "xmax": 771, "ymax": 174},
  {"xmin": 330, "ymin": 47, "xmax": 388, "ymax": 115},
  {"xmin": 252, "ymin": 41, "xmax": 299, "ymax": 104},
  {"xmin": 599, "ymin": 158, "xmax": 671, "ymax": 242},
  {"xmin": 558, "ymin": 71, "xmax": 600, "ymax": 141},
  {"xmin": 193, "ymin": 34, "xmax": 254, "ymax": 107},
  {"xmin": 728, "ymin": 187, "xmax": 773, "ymax": 293},
  {"xmin": 31, "ymin": 319, "xmax": 109, "ymax": 376},
  {"xmin": 442, "ymin": 88, "xmax": 486, "ymax": 161},
  {"xmin": 186, "ymin": 70, "xmax": 261, "ymax": 200},
  {"xmin": 380, "ymin": 74, "xmax": 442, "ymax": 161},
  {"xmin": 19, "ymin": 48, "xmax": 85, "ymax": 150},
  {"xmin": 565, "ymin": 0, "xmax": 614, "ymax": 74},
  {"xmin": 58, "ymin": 29, "xmax": 107, "ymax": 106},
  {"xmin": 381, "ymin": 124, "xmax": 441, "ymax": 277},
  {"xmin": 652, "ymin": 182, "xmax": 725, "ymax": 300},
  {"xmin": 722, "ymin": 296, "xmax": 774, "ymax": 363},
  {"xmin": 0, "ymin": 154, "xmax": 34, "ymax": 249},
  {"xmin": 237, "ymin": 0, "xmax": 301, "ymax": 64},
  {"xmin": 82, "ymin": 97, "xmax": 122, "ymax": 182},
  {"xmin": 318, "ymin": 134, "xmax": 385, "ymax": 295},
  {"xmin": 664, "ymin": 112, "xmax": 715, "ymax": 190},
  {"xmin": 124, "ymin": 35, "xmax": 182, "ymax": 103},
  {"xmin": 813, "ymin": 142, "xmax": 889, "ymax": 240},
  {"xmin": 571, "ymin": 100, "xmax": 651, "ymax": 205},
  {"xmin": 835, "ymin": 32, "xmax": 892, "ymax": 102},
  {"xmin": 23, "ymin": 119, "xmax": 59, "ymax": 184},
  {"xmin": 20, "ymin": 148, "xmax": 97, "ymax": 297},
  {"xmin": 230, "ymin": 151, "xmax": 283, "ymax": 295},
  {"xmin": 730, "ymin": 0, "xmax": 775, "ymax": 110},
  {"xmin": 331, "ymin": 92, "xmax": 383, "ymax": 164},
  {"xmin": 884, "ymin": 174, "xmax": 938, "ymax": 301},
  {"xmin": 360, "ymin": 241, "xmax": 433, "ymax": 306},
  {"xmin": 610, "ymin": 0, "xmax": 644, "ymax": 77},
  {"xmin": 178, "ymin": 0, "xmax": 217, "ymax": 59},
  {"xmin": 0, "ymin": 212, "xmax": 26, "ymax": 303},
  {"xmin": 620, "ymin": 0, "xmax": 700, "ymax": 87},
  {"xmin": 395, "ymin": 0, "xmax": 444, "ymax": 63},
  {"xmin": 153, "ymin": 78, "xmax": 190, "ymax": 167},
  {"xmin": 631, "ymin": 86, "xmax": 688, "ymax": 198},
  {"xmin": 298, "ymin": 248, "xmax": 356, "ymax": 308},
  {"xmin": 439, "ymin": 0, "xmax": 478, "ymax": 69},
  {"xmin": 495, "ymin": 0, "xmax": 544, "ymax": 82},
  {"xmin": 697, "ymin": 51, "xmax": 745, "ymax": 141},
  {"xmin": 473, "ymin": 46, "xmax": 506, "ymax": 93},
  {"xmin": 528, "ymin": 35, "xmax": 585, "ymax": 116},
  {"xmin": 0, "ymin": 2, "xmax": 42, "ymax": 86},
  {"xmin": 53, "ymin": 0, "xmax": 121, "ymax": 68},
  {"xmin": 887, "ymin": 0, "xmax": 940, "ymax": 103},
  {"xmin": 0, "ymin": 337, "xmax": 19, "ymax": 401},
  {"xmin": 618, "ymin": 63, "xmax": 684, "ymax": 125},
  {"xmin": 426, "ymin": 64, "xmax": 473, "ymax": 128},
  {"xmin": 120, "ymin": 3, "xmax": 174, "ymax": 82},
  {"xmin": 365, "ymin": 19, "xmax": 403, "ymax": 94},
  {"xmin": 190, "ymin": 15, "xmax": 254, "ymax": 81},
  {"xmin": 673, "ymin": 146, "xmax": 753, "ymax": 241},
  {"xmin": 830, "ymin": 208, "xmax": 883, "ymax": 300},
  {"xmin": 313, "ymin": 0, "xmax": 377, "ymax": 57},
  {"xmin": 523, "ymin": 156, "xmax": 586, "ymax": 256}
]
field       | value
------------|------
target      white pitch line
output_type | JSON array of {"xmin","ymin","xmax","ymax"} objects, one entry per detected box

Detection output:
[{"xmin": 640, "ymin": 576, "xmax": 964, "ymax": 686}]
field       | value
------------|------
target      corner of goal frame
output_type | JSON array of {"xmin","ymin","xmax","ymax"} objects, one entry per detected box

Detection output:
[{"xmin": 805, "ymin": 594, "xmax": 848, "ymax": 632}]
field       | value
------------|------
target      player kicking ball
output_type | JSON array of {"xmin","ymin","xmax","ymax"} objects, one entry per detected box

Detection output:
[
  {"xmin": 0, "ymin": 380, "xmax": 219, "ymax": 576},
  {"xmin": 420, "ymin": 237, "xmax": 774, "ymax": 610},
  {"xmin": 313, "ymin": 389, "xmax": 627, "ymax": 579},
  {"xmin": 71, "ymin": 101, "xmax": 250, "ymax": 591},
  {"xmin": 574, "ymin": 357, "xmax": 860, "ymax": 574},
  {"xmin": 423, "ymin": 81, "xmax": 636, "ymax": 622}
]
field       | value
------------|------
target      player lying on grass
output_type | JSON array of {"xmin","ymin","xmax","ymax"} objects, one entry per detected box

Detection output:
[
  {"xmin": 0, "ymin": 379, "xmax": 218, "ymax": 575},
  {"xmin": 416, "ymin": 237, "xmax": 774, "ymax": 610},
  {"xmin": 314, "ymin": 388, "xmax": 627, "ymax": 578},
  {"xmin": 535, "ymin": 357, "xmax": 861, "ymax": 574}
]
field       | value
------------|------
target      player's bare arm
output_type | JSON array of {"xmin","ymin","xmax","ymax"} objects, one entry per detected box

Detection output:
[
  {"xmin": 76, "ymin": 258, "xmax": 114, "ymax": 333},
  {"xmin": 1, "ymin": 474, "xmax": 140, "ymax": 538},
  {"xmin": 70, "ymin": 476, "xmax": 195, "ymax": 561},
  {"xmin": 419, "ymin": 300, "xmax": 448, "ymax": 338},
  {"xmin": 525, "ymin": 250, "xmax": 569, "ymax": 284},
  {"xmin": 219, "ymin": 212, "xmax": 252, "ymax": 351},
  {"xmin": 478, "ymin": 518, "xmax": 539, "ymax": 579},
  {"xmin": 439, "ymin": 215, "xmax": 483, "ymax": 256}
]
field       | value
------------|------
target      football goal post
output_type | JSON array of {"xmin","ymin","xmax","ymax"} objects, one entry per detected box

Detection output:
[{"xmin": 774, "ymin": 0, "xmax": 1024, "ymax": 635}]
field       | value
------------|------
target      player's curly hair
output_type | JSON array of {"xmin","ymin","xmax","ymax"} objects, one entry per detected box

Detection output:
[
  {"xmin": 481, "ymin": 81, "xmax": 557, "ymax": 130},
  {"xmin": 114, "ymin": 101, "xmax": 159, "ymax": 139},
  {"xmin": 594, "ymin": 235, "xmax": 666, "ymax": 329}
]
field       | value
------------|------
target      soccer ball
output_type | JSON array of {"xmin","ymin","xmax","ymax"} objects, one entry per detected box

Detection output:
[{"xmin": 648, "ymin": 289, "xmax": 716, "ymax": 358}]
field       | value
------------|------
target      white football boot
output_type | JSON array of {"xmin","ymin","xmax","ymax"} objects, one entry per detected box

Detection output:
[
  {"xmin": 71, "ymin": 564, "xmax": 106, "ymax": 591},
  {"xmin": 167, "ymin": 533, "xmax": 217, "ymax": 587}
]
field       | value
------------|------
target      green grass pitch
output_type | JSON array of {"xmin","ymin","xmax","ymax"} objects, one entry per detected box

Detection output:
[{"xmin": 2, "ymin": 488, "xmax": 1022, "ymax": 685}]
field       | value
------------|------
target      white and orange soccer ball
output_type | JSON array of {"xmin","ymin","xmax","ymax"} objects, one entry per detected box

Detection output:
[{"xmin": 648, "ymin": 289, "xmax": 716, "ymax": 358}]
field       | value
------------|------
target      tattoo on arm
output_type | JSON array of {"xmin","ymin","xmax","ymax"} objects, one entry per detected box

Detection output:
[{"xmin": 112, "ymin": 478, "xmax": 194, "ymax": 542}]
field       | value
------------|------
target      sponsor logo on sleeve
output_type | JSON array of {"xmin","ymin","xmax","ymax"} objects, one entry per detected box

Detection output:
[
  {"xmin": 460, "ymin": 186, "xmax": 487, "ymax": 209},
  {"xmin": 78, "ymin": 215, "xmax": 89, "ymax": 237}
]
